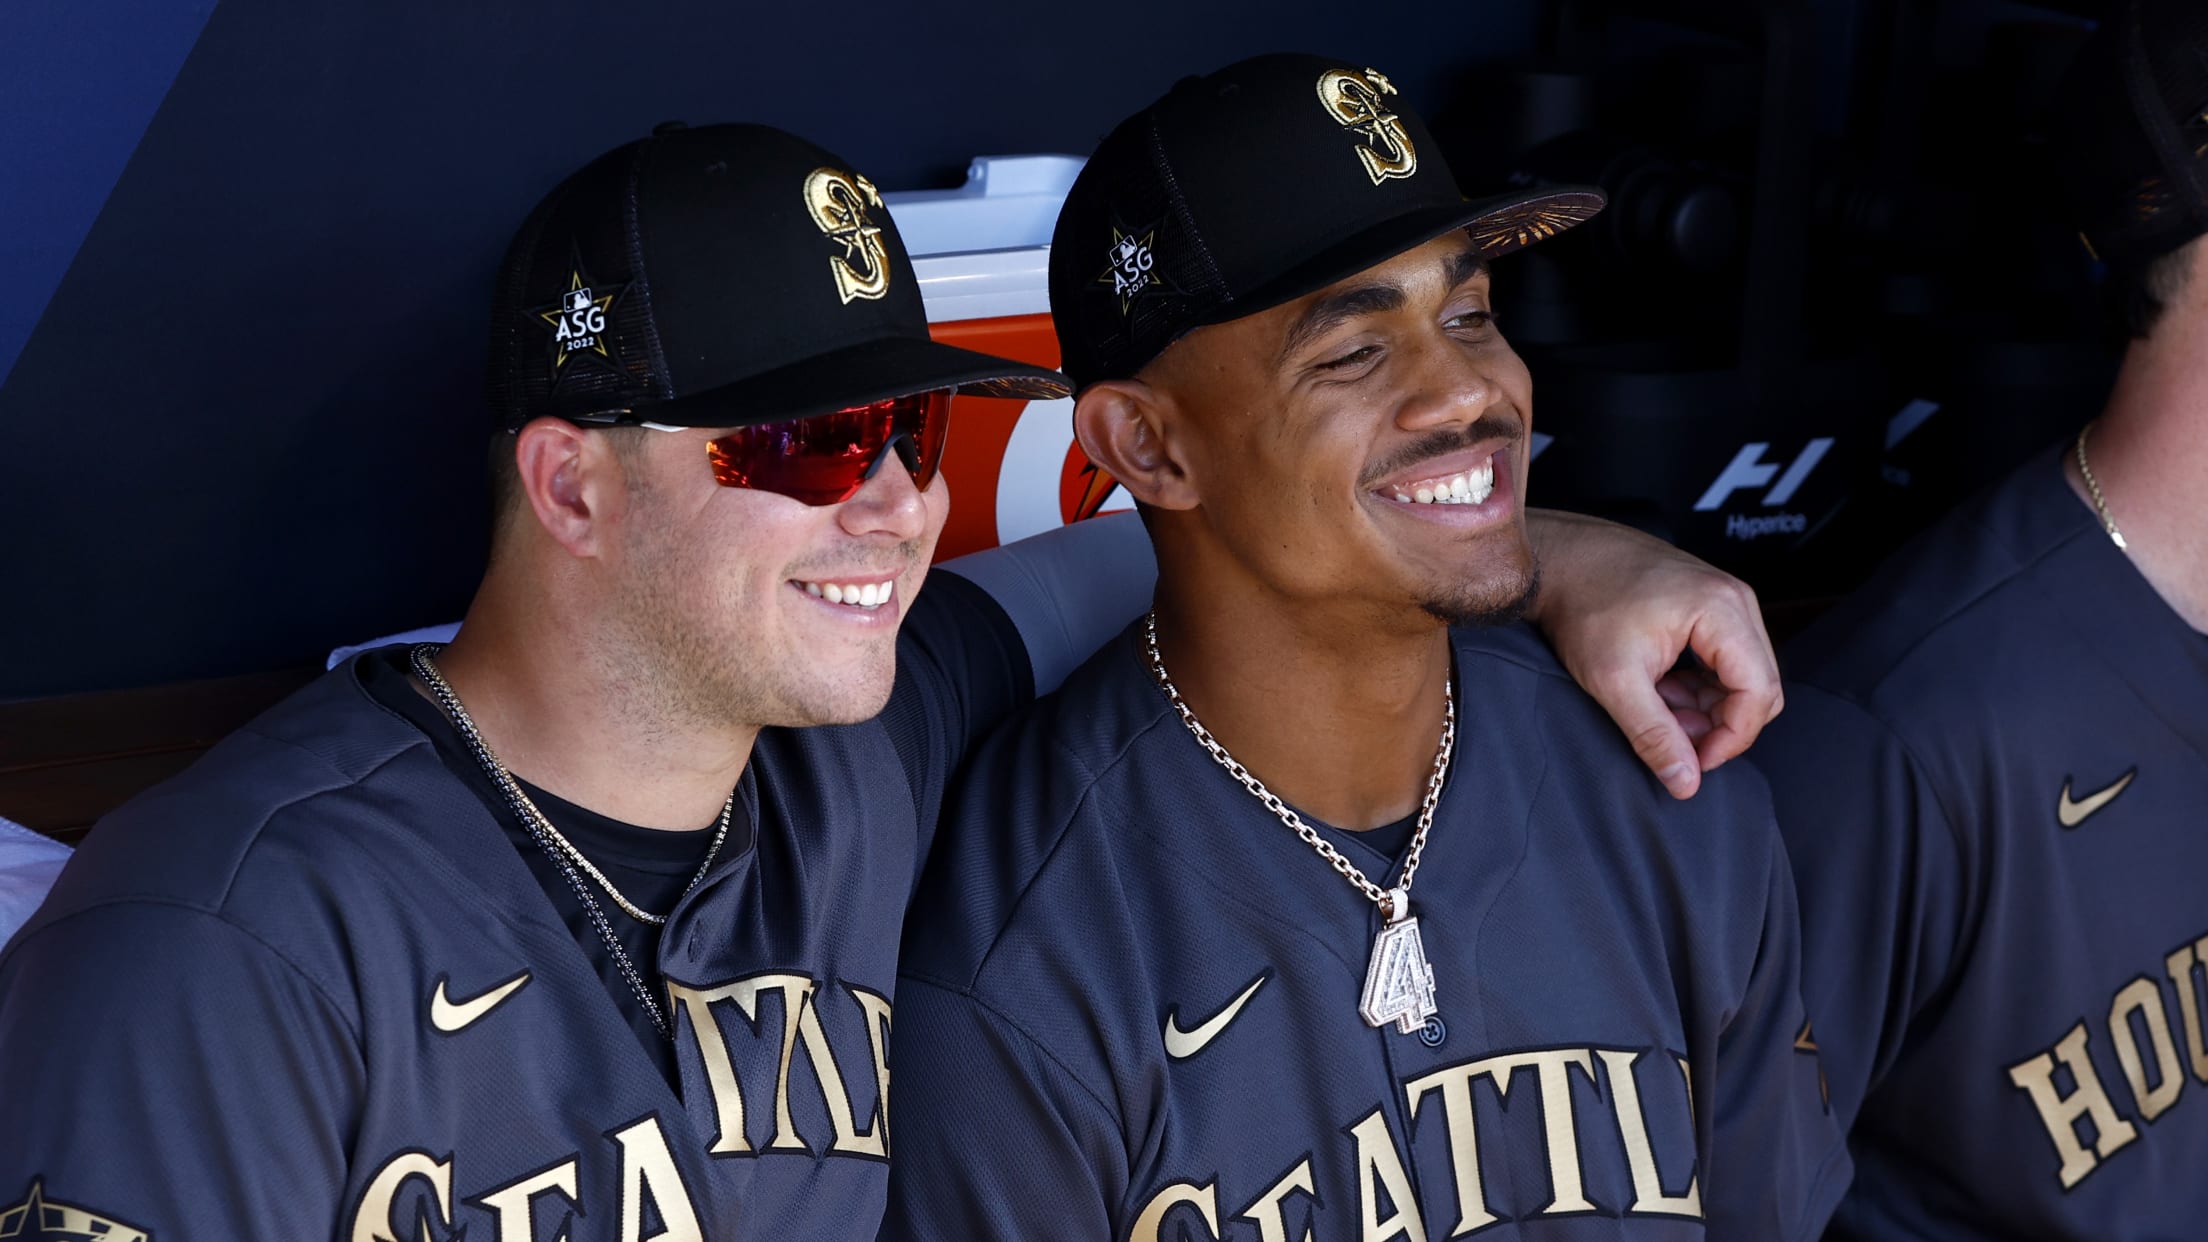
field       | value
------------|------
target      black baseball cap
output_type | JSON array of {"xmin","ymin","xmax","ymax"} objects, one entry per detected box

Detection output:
[
  {"xmin": 1049, "ymin": 53, "xmax": 1606, "ymax": 389},
  {"xmin": 488, "ymin": 122, "xmax": 1069, "ymax": 434},
  {"xmin": 2050, "ymin": 0, "xmax": 2208, "ymax": 268}
]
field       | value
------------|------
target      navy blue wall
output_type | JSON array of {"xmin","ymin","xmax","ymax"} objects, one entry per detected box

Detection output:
[{"xmin": 0, "ymin": 0, "xmax": 1546, "ymax": 698}]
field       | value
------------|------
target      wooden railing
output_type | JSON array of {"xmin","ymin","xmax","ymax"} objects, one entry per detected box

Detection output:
[{"xmin": 0, "ymin": 667, "xmax": 320, "ymax": 844}]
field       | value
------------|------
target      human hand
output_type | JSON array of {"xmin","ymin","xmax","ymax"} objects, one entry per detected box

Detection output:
[{"xmin": 1524, "ymin": 509, "xmax": 1783, "ymax": 799}]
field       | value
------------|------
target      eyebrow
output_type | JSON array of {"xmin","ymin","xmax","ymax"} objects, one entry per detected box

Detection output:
[
  {"xmin": 1278, "ymin": 284, "xmax": 1401, "ymax": 366},
  {"xmin": 1444, "ymin": 247, "xmax": 1489, "ymax": 291},
  {"xmin": 1276, "ymin": 246, "xmax": 1491, "ymax": 369}
]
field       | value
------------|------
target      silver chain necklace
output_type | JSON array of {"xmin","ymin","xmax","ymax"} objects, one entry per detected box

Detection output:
[
  {"xmin": 1142, "ymin": 613, "xmax": 1451, "ymax": 1033},
  {"xmin": 409, "ymin": 643, "xmax": 731, "ymax": 1040},
  {"xmin": 2076, "ymin": 423, "xmax": 2129, "ymax": 551}
]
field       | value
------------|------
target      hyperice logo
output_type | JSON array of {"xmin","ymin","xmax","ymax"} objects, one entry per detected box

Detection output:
[
  {"xmin": 1694, "ymin": 439, "xmax": 1834, "ymax": 542},
  {"xmin": 1725, "ymin": 512, "xmax": 1808, "ymax": 541}
]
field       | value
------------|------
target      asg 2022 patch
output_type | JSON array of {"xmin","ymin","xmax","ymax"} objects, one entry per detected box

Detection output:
[{"xmin": 533, "ymin": 264, "xmax": 625, "ymax": 382}]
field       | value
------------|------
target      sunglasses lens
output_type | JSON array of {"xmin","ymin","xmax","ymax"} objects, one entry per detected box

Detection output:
[{"xmin": 706, "ymin": 390, "xmax": 950, "ymax": 505}]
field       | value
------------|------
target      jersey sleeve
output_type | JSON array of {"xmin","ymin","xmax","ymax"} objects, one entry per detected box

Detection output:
[
  {"xmin": 889, "ymin": 515, "xmax": 1154, "ymax": 877},
  {"xmin": 883, "ymin": 568, "xmax": 1035, "ymax": 867},
  {"xmin": 935, "ymin": 512, "xmax": 1154, "ymax": 695},
  {"xmin": 0, "ymin": 900, "xmax": 362, "ymax": 1237},
  {"xmin": 1706, "ymin": 828, "xmax": 1853, "ymax": 1241},
  {"xmin": 1748, "ymin": 681, "xmax": 1971, "ymax": 1129},
  {"xmin": 880, "ymin": 974, "xmax": 1127, "ymax": 1242}
]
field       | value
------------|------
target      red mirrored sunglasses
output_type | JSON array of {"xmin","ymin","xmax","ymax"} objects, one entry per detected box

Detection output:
[{"xmin": 701, "ymin": 390, "xmax": 953, "ymax": 506}]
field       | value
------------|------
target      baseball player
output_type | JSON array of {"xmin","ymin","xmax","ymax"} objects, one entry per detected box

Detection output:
[
  {"xmin": 884, "ymin": 56, "xmax": 1847, "ymax": 1242},
  {"xmin": 1746, "ymin": 3, "xmax": 2208, "ymax": 1236},
  {"xmin": 0, "ymin": 122, "xmax": 1784, "ymax": 1240}
]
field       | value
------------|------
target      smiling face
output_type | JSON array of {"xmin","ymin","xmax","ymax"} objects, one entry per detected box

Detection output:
[
  {"xmin": 593, "ymin": 424, "xmax": 948, "ymax": 730},
  {"xmin": 1141, "ymin": 232, "xmax": 1536, "ymax": 628}
]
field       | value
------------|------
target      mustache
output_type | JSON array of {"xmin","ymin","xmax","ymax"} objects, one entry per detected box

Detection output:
[
  {"xmin": 1358, "ymin": 414, "xmax": 1522, "ymax": 489},
  {"xmin": 782, "ymin": 538, "xmax": 929, "ymax": 579}
]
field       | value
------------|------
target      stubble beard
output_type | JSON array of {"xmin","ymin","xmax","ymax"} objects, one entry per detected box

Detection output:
[
  {"xmin": 596, "ymin": 486, "xmax": 784, "ymax": 736},
  {"xmin": 1419, "ymin": 551, "xmax": 1540, "ymax": 630},
  {"xmin": 610, "ymin": 530, "xmax": 911, "ymax": 734},
  {"xmin": 603, "ymin": 564, "xmax": 770, "ymax": 739}
]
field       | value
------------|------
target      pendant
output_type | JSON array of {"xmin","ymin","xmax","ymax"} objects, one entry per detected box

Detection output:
[{"xmin": 1360, "ymin": 900, "xmax": 1440, "ymax": 1033}]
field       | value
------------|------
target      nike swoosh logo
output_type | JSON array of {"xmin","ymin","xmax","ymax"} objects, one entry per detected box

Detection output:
[
  {"xmin": 430, "ymin": 970, "xmax": 532, "ymax": 1033},
  {"xmin": 2058, "ymin": 768, "xmax": 2137, "ymax": 829},
  {"xmin": 1164, "ymin": 972, "xmax": 1268, "ymax": 1060}
]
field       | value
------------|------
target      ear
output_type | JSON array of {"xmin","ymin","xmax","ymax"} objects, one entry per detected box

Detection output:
[
  {"xmin": 512, "ymin": 417, "xmax": 625, "ymax": 558},
  {"xmin": 1073, "ymin": 380, "xmax": 1199, "ymax": 512}
]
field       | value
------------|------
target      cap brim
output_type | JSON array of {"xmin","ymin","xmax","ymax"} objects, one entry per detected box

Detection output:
[
  {"xmin": 1200, "ymin": 186, "xmax": 1607, "ymax": 331},
  {"xmin": 631, "ymin": 334, "xmax": 1071, "ymax": 429}
]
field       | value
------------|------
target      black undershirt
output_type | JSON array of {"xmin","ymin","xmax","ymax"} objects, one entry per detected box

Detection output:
[
  {"xmin": 1353, "ymin": 811, "xmax": 1419, "ymax": 862},
  {"xmin": 360, "ymin": 646, "xmax": 748, "ymax": 1088},
  {"xmin": 1318, "ymin": 809, "xmax": 1419, "ymax": 868}
]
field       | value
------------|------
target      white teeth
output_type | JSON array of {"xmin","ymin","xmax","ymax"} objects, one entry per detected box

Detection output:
[
  {"xmin": 798, "ymin": 580, "xmax": 894, "ymax": 610},
  {"xmin": 1394, "ymin": 463, "xmax": 1496, "ymax": 507}
]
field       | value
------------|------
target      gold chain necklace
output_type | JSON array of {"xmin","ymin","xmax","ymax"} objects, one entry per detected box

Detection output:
[
  {"xmin": 409, "ymin": 644, "xmax": 734, "ymax": 1041},
  {"xmin": 2076, "ymin": 423, "xmax": 2129, "ymax": 551},
  {"xmin": 1142, "ymin": 613, "xmax": 1449, "ymax": 1033}
]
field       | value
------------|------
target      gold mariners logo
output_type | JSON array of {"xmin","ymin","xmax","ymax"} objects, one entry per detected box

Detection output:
[
  {"xmin": 1316, "ymin": 67, "xmax": 1417, "ymax": 185},
  {"xmin": 805, "ymin": 167, "xmax": 892, "ymax": 304}
]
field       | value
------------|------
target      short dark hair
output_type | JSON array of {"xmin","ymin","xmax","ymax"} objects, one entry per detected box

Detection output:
[
  {"xmin": 2109, "ymin": 235, "xmax": 2201, "ymax": 340},
  {"xmin": 487, "ymin": 433, "xmax": 524, "ymax": 534}
]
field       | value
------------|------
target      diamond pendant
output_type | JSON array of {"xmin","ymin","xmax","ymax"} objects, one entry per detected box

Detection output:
[{"xmin": 1359, "ymin": 894, "xmax": 1439, "ymax": 1033}]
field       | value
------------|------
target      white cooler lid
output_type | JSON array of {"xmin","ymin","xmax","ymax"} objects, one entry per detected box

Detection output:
[{"xmin": 885, "ymin": 155, "xmax": 1081, "ymax": 322}]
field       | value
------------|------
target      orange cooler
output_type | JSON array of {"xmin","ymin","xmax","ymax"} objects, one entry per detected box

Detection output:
[{"xmin": 886, "ymin": 157, "xmax": 1127, "ymax": 560}]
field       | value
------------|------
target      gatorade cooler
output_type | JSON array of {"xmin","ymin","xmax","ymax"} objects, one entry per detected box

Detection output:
[{"xmin": 885, "ymin": 156, "xmax": 1128, "ymax": 560}]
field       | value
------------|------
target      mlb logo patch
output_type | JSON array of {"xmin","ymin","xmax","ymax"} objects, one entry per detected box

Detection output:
[
  {"xmin": 1095, "ymin": 218, "xmax": 1176, "ymax": 317},
  {"xmin": 533, "ymin": 263, "xmax": 625, "ymax": 380}
]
